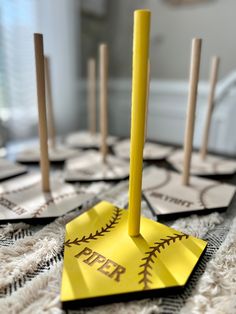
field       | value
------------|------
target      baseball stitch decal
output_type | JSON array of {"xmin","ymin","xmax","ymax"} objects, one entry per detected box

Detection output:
[
  {"xmin": 143, "ymin": 169, "xmax": 171, "ymax": 192},
  {"xmin": 138, "ymin": 233, "xmax": 189, "ymax": 290},
  {"xmin": 199, "ymin": 182, "xmax": 221, "ymax": 208},
  {"xmin": 32, "ymin": 191, "xmax": 88, "ymax": 217},
  {"xmin": 64, "ymin": 207, "xmax": 122, "ymax": 247}
]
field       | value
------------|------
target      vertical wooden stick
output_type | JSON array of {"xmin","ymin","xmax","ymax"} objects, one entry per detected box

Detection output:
[
  {"xmin": 144, "ymin": 60, "xmax": 150, "ymax": 142},
  {"xmin": 200, "ymin": 56, "xmax": 220, "ymax": 160},
  {"xmin": 182, "ymin": 38, "xmax": 202, "ymax": 186},
  {"xmin": 99, "ymin": 44, "xmax": 108, "ymax": 163},
  {"xmin": 128, "ymin": 10, "xmax": 151, "ymax": 237},
  {"xmin": 34, "ymin": 33, "xmax": 50, "ymax": 192},
  {"xmin": 87, "ymin": 58, "xmax": 97, "ymax": 135},
  {"xmin": 44, "ymin": 56, "xmax": 56, "ymax": 149}
]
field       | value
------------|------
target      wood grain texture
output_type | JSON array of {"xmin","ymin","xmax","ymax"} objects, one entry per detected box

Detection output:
[
  {"xmin": 99, "ymin": 44, "xmax": 108, "ymax": 163},
  {"xmin": 182, "ymin": 38, "xmax": 202, "ymax": 186},
  {"xmin": 200, "ymin": 56, "xmax": 220, "ymax": 160},
  {"xmin": 34, "ymin": 33, "xmax": 50, "ymax": 192}
]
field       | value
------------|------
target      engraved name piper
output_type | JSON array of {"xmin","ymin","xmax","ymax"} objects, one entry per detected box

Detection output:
[
  {"xmin": 150, "ymin": 191, "xmax": 194, "ymax": 208},
  {"xmin": 75, "ymin": 247, "xmax": 126, "ymax": 282}
]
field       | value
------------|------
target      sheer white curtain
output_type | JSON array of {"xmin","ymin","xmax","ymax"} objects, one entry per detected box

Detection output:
[
  {"xmin": 0, "ymin": 0, "xmax": 81, "ymax": 140},
  {"xmin": 0, "ymin": 0, "xmax": 37, "ymax": 139}
]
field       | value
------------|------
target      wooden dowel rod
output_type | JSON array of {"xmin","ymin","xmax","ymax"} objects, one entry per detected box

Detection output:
[
  {"xmin": 144, "ymin": 60, "xmax": 150, "ymax": 142},
  {"xmin": 200, "ymin": 56, "xmax": 220, "ymax": 160},
  {"xmin": 34, "ymin": 33, "xmax": 50, "ymax": 192},
  {"xmin": 99, "ymin": 44, "xmax": 108, "ymax": 163},
  {"xmin": 87, "ymin": 58, "xmax": 97, "ymax": 135},
  {"xmin": 44, "ymin": 56, "xmax": 56, "ymax": 149},
  {"xmin": 182, "ymin": 38, "xmax": 202, "ymax": 186},
  {"xmin": 128, "ymin": 10, "xmax": 151, "ymax": 237}
]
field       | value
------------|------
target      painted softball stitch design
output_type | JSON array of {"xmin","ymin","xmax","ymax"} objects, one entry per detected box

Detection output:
[
  {"xmin": 199, "ymin": 182, "xmax": 221, "ymax": 208},
  {"xmin": 64, "ymin": 207, "xmax": 122, "ymax": 247},
  {"xmin": 138, "ymin": 232, "xmax": 189, "ymax": 290},
  {"xmin": 143, "ymin": 169, "xmax": 171, "ymax": 192}
]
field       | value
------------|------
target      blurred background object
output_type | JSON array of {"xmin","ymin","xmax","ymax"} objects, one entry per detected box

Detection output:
[
  {"xmin": 81, "ymin": 0, "xmax": 107, "ymax": 17},
  {"xmin": 0, "ymin": 0, "xmax": 236, "ymax": 155},
  {"xmin": 161, "ymin": 0, "xmax": 215, "ymax": 6}
]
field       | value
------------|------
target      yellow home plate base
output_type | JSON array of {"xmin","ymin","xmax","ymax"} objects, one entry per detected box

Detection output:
[
  {"xmin": 0, "ymin": 158, "xmax": 27, "ymax": 181},
  {"xmin": 168, "ymin": 149, "xmax": 236, "ymax": 176},
  {"xmin": 16, "ymin": 145, "xmax": 79, "ymax": 163},
  {"xmin": 113, "ymin": 139, "xmax": 173, "ymax": 160},
  {"xmin": 65, "ymin": 150, "xmax": 130, "ymax": 182},
  {"xmin": 142, "ymin": 166, "xmax": 236, "ymax": 217},
  {"xmin": 66, "ymin": 131, "xmax": 117, "ymax": 149},
  {"xmin": 61, "ymin": 201, "xmax": 207, "ymax": 308},
  {"xmin": 0, "ymin": 172, "xmax": 94, "ymax": 221}
]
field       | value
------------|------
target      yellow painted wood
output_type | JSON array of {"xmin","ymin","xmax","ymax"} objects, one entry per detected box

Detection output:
[
  {"xmin": 60, "ymin": 10, "xmax": 207, "ymax": 306},
  {"xmin": 61, "ymin": 201, "xmax": 207, "ymax": 303},
  {"xmin": 128, "ymin": 10, "xmax": 151, "ymax": 237}
]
